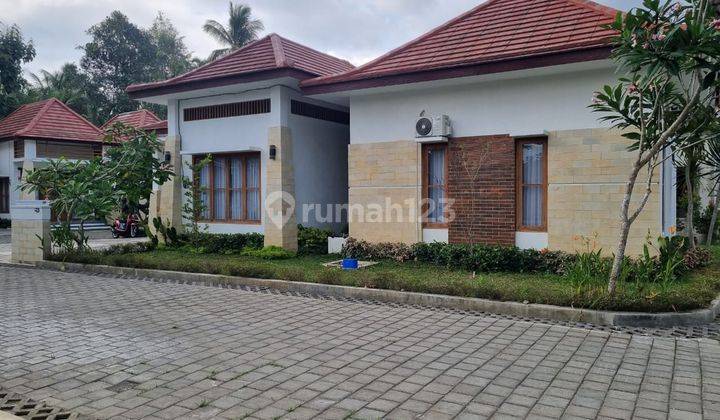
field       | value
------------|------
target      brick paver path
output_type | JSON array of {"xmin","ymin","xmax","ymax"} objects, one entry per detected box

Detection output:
[{"xmin": 2, "ymin": 266, "xmax": 720, "ymax": 419}]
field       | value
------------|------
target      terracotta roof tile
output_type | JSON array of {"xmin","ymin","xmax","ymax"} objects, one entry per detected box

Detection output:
[
  {"xmin": 0, "ymin": 98, "xmax": 103, "ymax": 142},
  {"xmin": 140, "ymin": 119, "xmax": 168, "ymax": 134},
  {"xmin": 302, "ymin": 0, "xmax": 618, "ymax": 89},
  {"xmin": 127, "ymin": 33, "xmax": 354, "ymax": 96},
  {"xmin": 102, "ymin": 109, "xmax": 161, "ymax": 130}
]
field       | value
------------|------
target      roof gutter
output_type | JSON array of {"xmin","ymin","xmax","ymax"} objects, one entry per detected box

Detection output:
[
  {"xmin": 127, "ymin": 68, "xmax": 318, "ymax": 100},
  {"xmin": 301, "ymin": 45, "xmax": 614, "ymax": 95}
]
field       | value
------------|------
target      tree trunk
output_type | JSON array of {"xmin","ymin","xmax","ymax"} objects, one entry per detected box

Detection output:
[
  {"xmin": 608, "ymin": 165, "xmax": 641, "ymax": 294},
  {"xmin": 685, "ymin": 164, "xmax": 696, "ymax": 250},
  {"xmin": 708, "ymin": 185, "xmax": 719, "ymax": 246}
]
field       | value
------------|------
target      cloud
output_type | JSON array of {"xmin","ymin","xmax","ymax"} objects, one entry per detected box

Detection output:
[{"xmin": 1, "ymin": 0, "xmax": 644, "ymax": 76}]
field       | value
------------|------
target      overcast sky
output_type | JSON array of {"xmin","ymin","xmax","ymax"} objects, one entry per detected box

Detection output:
[{"xmin": 2, "ymin": 0, "xmax": 644, "ymax": 77}]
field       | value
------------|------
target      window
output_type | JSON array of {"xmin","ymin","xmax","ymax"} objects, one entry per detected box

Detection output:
[
  {"xmin": 290, "ymin": 100, "xmax": 350, "ymax": 125},
  {"xmin": 0, "ymin": 177, "xmax": 9, "ymax": 213},
  {"xmin": 195, "ymin": 153, "xmax": 261, "ymax": 223},
  {"xmin": 422, "ymin": 143, "xmax": 448, "ymax": 227},
  {"xmin": 184, "ymin": 99, "xmax": 271, "ymax": 122},
  {"xmin": 516, "ymin": 138, "xmax": 547, "ymax": 231},
  {"xmin": 14, "ymin": 140, "xmax": 24, "ymax": 159}
]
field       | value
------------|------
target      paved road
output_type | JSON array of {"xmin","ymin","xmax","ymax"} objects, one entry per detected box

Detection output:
[{"xmin": 2, "ymin": 266, "xmax": 720, "ymax": 420}]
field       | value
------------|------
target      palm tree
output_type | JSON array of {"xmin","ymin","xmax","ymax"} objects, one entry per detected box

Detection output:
[
  {"xmin": 28, "ymin": 63, "xmax": 91, "ymax": 116},
  {"xmin": 203, "ymin": 2, "xmax": 263, "ymax": 61}
]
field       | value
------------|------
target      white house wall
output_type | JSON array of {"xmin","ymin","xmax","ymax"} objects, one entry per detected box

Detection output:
[
  {"xmin": 0, "ymin": 141, "xmax": 11, "ymax": 218},
  {"xmin": 349, "ymin": 67, "xmax": 619, "ymax": 144}
]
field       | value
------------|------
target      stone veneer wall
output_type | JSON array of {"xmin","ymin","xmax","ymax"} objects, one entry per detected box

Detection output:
[
  {"xmin": 547, "ymin": 128, "xmax": 661, "ymax": 256},
  {"xmin": 348, "ymin": 140, "xmax": 421, "ymax": 244},
  {"xmin": 264, "ymin": 126, "xmax": 298, "ymax": 251},
  {"xmin": 448, "ymin": 135, "xmax": 515, "ymax": 245},
  {"xmin": 11, "ymin": 219, "xmax": 50, "ymax": 263},
  {"xmin": 153, "ymin": 135, "xmax": 183, "ymax": 232}
]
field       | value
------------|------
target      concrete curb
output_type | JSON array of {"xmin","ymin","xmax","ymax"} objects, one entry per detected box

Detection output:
[{"xmin": 32, "ymin": 260, "xmax": 720, "ymax": 328}]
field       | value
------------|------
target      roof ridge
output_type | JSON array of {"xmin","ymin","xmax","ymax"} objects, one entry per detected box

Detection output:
[
  {"xmin": 49, "ymin": 99, "xmax": 103, "ymax": 135},
  {"xmin": 565, "ymin": 0, "xmax": 620, "ymax": 18},
  {"xmin": 277, "ymin": 35, "xmax": 355, "ymax": 69},
  {"xmin": 270, "ymin": 33, "xmax": 288, "ymax": 67},
  {"xmin": 326, "ymin": 0, "xmax": 502, "ymax": 81},
  {"xmin": 128, "ymin": 35, "xmax": 272, "ymax": 91},
  {"xmin": 16, "ymin": 98, "xmax": 56, "ymax": 137}
]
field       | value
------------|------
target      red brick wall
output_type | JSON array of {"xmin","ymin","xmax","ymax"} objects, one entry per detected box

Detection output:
[{"xmin": 447, "ymin": 135, "xmax": 516, "ymax": 245}]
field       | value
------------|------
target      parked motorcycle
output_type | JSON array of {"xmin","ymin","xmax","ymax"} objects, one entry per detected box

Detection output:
[{"xmin": 111, "ymin": 214, "xmax": 140, "ymax": 238}]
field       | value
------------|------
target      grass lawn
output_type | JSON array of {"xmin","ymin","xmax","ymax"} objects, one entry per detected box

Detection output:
[{"xmin": 55, "ymin": 246, "xmax": 720, "ymax": 313}]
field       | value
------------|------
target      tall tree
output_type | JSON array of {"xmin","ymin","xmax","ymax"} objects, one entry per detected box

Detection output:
[
  {"xmin": 149, "ymin": 12, "xmax": 192, "ymax": 80},
  {"xmin": 27, "ymin": 63, "xmax": 93, "ymax": 119},
  {"xmin": 80, "ymin": 11, "xmax": 157, "ymax": 122},
  {"xmin": 0, "ymin": 22, "xmax": 36, "ymax": 118},
  {"xmin": 591, "ymin": 0, "xmax": 720, "ymax": 294},
  {"xmin": 203, "ymin": 2, "xmax": 263, "ymax": 60}
]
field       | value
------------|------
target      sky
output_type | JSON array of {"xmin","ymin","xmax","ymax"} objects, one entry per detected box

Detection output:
[{"xmin": 1, "ymin": 0, "xmax": 644, "ymax": 77}]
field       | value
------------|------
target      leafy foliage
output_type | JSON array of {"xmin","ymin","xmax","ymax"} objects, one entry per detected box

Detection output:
[
  {"xmin": 26, "ymin": 64, "xmax": 94, "ymax": 120},
  {"xmin": 181, "ymin": 155, "xmax": 211, "ymax": 250},
  {"xmin": 297, "ymin": 224, "xmax": 332, "ymax": 255},
  {"xmin": 176, "ymin": 232, "xmax": 264, "ymax": 254},
  {"xmin": 0, "ymin": 218, "xmax": 10, "ymax": 229},
  {"xmin": 203, "ymin": 2, "xmax": 264, "ymax": 60},
  {"xmin": 0, "ymin": 22, "xmax": 36, "ymax": 118},
  {"xmin": 241, "ymin": 246, "xmax": 296, "ymax": 260}
]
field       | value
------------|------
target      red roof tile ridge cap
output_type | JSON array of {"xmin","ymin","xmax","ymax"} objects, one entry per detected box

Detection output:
[
  {"xmin": 269, "ymin": 33, "xmax": 288, "ymax": 67},
  {"xmin": 15, "ymin": 98, "xmax": 56, "ymax": 137},
  {"xmin": 315, "ymin": 0, "xmax": 502, "ymax": 81},
  {"xmin": 565, "ymin": 0, "xmax": 621, "ymax": 18},
  {"xmin": 127, "ymin": 35, "xmax": 272, "ymax": 92}
]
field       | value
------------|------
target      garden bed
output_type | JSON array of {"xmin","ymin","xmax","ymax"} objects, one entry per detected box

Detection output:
[{"xmin": 50, "ymin": 245, "xmax": 720, "ymax": 313}]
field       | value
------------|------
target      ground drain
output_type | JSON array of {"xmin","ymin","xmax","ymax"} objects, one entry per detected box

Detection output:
[
  {"xmin": 0, "ymin": 389, "xmax": 77, "ymax": 419},
  {"xmin": 106, "ymin": 380, "xmax": 139, "ymax": 393}
]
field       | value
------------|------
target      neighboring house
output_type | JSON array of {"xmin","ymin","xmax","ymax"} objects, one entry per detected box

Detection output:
[
  {"xmin": 102, "ymin": 109, "xmax": 163, "ymax": 131},
  {"xmin": 0, "ymin": 98, "xmax": 104, "ymax": 219},
  {"xmin": 127, "ymin": 33, "xmax": 354, "ymax": 250},
  {"xmin": 301, "ymin": 0, "xmax": 676, "ymax": 255}
]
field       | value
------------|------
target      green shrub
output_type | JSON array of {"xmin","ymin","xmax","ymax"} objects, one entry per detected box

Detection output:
[
  {"xmin": 0, "ymin": 218, "xmax": 10, "ymax": 229},
  {"xmin": 684, "ymin": 247, "xmax": 713, "ymax": 270},
  {"xmin": 343, "ymin": 238, "xmax": 570, "ymax": 274},
  {"xmin": 241, "ymin": 246, "xmax": 296, "ymax": 260},
  {"xmin": 297, "ymin": 224, "xmax": 332, "ymax": 255},
  {"xmin": 177, "ymin": 232, "xmax": 264, "ymax": 254}
]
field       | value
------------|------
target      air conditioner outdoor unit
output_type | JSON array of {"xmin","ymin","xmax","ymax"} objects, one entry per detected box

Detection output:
[{"xmin": 415, "ymin": 115, "xmax": 451, "ymax": 140}]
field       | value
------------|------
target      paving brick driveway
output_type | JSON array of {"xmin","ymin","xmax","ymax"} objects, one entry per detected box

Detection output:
[{"xmin": 2, "ymin": 266, "xmax": 720, "ymax": 419}]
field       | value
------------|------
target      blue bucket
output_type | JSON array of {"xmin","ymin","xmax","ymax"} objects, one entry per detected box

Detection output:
[{"xmin": 341, "ymin": 258, "xmax": 359, "ymax": 270}]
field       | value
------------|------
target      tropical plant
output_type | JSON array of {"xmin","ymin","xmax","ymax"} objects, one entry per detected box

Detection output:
[
  {"xmin": 0, "ymin": 22, "xmax": 36, "ymax": 117},
  {"xmin": 702, "ymin": 123, "xmax": 720, "ymax": 244},
  {"xmin": 203, "ymin": 2, "xmax": 263, "ymax": 60},
  {"xmin": 103, "ymin": 123, "xmax": 174, "ymax": 233},
  {"xmin": 181, "ymin": 155, "xmax": 212, "ymax": 250},
  {"xmin": 27, "ymin": 63, "xmax": 92, "ymax": 117},
  {"xmin": 590, "ymin": 0, "xmax": 720, "ymax": 294}
]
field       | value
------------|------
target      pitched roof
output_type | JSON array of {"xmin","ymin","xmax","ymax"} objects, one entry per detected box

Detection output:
[
  {"xmin": 0, "ymin": 98, "xmax": 103, "ymax": 143},
  {"xmin": 140, "ymin": 119, "xmax": 168, "ymax": 134},
  {"xmin": 127, "ymin": 33, "xmax": 355, "ymax": 98},
  {"xmin": 102, "ymin": 109, "xmax": 161, "ymax": 130},
  {"xmin": 302, "ymin": 0, "xmax": 618, "ymax": 93}
]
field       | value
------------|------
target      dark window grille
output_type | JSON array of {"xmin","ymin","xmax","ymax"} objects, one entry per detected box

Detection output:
[
  {"xmin": 14, "ymin": 140, "xmax": 24, "ymax": 158},
  {"xmin": 183, "ymin": 99, "xmax": 271, "ymax": 122},
  {"xmin": 0, "ymin": 177, "xmax": 9, "ymax": 213},
  {"xmin": 291, "ymin": 100, "xmax": 349, "ymax": 125}
]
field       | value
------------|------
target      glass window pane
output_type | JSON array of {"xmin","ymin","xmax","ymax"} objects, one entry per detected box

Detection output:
[
  {"xmin": 426, "ymin": 147, "xmax": 446, "ymax": 223},
  {"xmin": 247, "ymin": 190, "xmax": 260, "ymax": 220},
  {"xmin": 230, "ymin": 158, "xmax": 243, "ymax": 220},
  {"xmin": 522, "ymin": 185, "xmax": 543, "ymax": 227},
  {"xmin": 230, "ymin": 158, "xmax": 242, "ymax": 188},
  {"xmin": 522, "ymin": 143, "xmax": 543, "ymax": 184},
  {"xmin": 213, "ymin": 158, "xmax": 226, "ymax": 219},
  {"xmin": 199, "ymin": 163, "xmax": 210, "ymax": 219},
  {"xmin": 246, "ymin": 156, "xmax": 260, "ymax": 220},
  {"xmin": 246, "ymin": 156, "xmax": 259, "ymax": 188}
]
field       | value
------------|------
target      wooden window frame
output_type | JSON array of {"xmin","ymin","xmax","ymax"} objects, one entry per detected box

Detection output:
[
  {"xmin": 194, "ymin": 152, "xmax": 261, "ymax": 224},
  {"xmin": 515, "ymin": 138, "xmax": 548, "ymax": 232},
  {"xmin": 422, "ymin": 143, "xmax": 449, "ymax": 229},
  {"xmin": 0, "ymin": 177, "xmax": 9, "ymax": 214}
]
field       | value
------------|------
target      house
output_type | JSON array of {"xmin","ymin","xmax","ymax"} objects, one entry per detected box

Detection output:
[
  {"xmin": 127, "ymin": 33, "xmax": 354, "ymax": 250},
  {"xmin": 0, "ymin": 98, "xmax": 105, "ymax": 219},
  {"xmin": 300, "ymin": 0, "xmax": 676, "ymax": 255}
]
